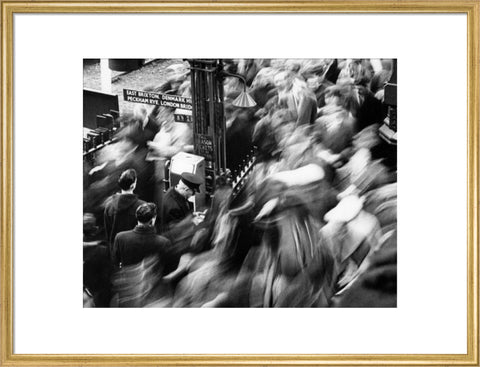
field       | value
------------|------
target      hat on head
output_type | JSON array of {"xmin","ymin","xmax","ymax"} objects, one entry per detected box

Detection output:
[{"xmin": 180, "ymin": 172, "xmax": 203, "ymax": 193}]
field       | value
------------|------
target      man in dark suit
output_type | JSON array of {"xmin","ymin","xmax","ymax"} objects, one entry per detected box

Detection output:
[
  {"xmin": 112, "ymin": 203, "xmax": 171, "ymax": 268},
  {"xmin": 112, "ymin": 203, "xmax": 172, "ymax": 307},
  {"xmin": 161, "ymin": 172, "xmax": 203, "ymax": 232},
  {"xmin": 104, "ymin": 169, "xmax": 145, "ymax": 255}
]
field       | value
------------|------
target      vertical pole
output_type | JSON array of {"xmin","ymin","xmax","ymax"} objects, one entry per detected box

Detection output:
[
  {"xmin": 189, "ymin": 60, "xmax": 229, "ymax": 197},
  {"xmin": 216, "ymin": 61, "xmax": 227, "ymax": 173},
  {"xmin": 207, "ymin": 67, "xmax": 217, "ymax": 175},
  {"xmin": 100, "ymin": 58, "xmax": 111, "ymax": 94}
]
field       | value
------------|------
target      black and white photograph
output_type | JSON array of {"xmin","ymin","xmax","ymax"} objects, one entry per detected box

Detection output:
[{"xmin": 83, "ymin": 58, "xmax": 397, "ymax": 308}]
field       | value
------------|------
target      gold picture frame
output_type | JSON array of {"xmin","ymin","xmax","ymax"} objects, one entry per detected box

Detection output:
[{"xmin": 1, "ymin": 1, "xmax": 478, "ymax": 366}]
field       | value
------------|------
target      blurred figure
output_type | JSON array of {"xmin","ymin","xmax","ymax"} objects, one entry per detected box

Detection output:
[
  {"xmin": 274, "ymin": 70, "xmax": 317, "ymax": 128},
  {"xmin": 306, "ymin": 74, "xmax": 332, "ymax": 109},
  {"xmin": 147, "ymin": 110, "xmax": 193, "ymax": 158},
  {"xmin": 111, "ymin": 255, "xmax": 162, "ymax": 307},
  {"xmin": 247, "ymin": 178, "xmax": 337, "ymax": 307},
  {"xmin": 83, "ymin": 213, "xmax": 111, "ymax": 307},
  {"xmin": 161, "ymin": 172, "xmax": 204, "ymax": 232},
  {"xmin": 130, "ymin": 62, "xmax": 190, "ymax": 147},
  {"xmin": 140, "ymin": 63, "xmax": 192, "ymax": 156},
  {"xmin": 363, "ymin": 182, "xmax": 397, "ymax": 234},
  {"xmin": 171, "ymin": 185, "xmax": 259, "ymax": 307},
  {"xmin": 278, "ymin": 127, "xmax": 314, "ymax": 169},
  {"xmin": 249, "ymin": 66, "xmax": 277, "ymax": 108},
  {"xmin": 104, "ymin": 169, "xmax": 145, "ymax": 254},
  {"xmin": 334, "ymin": 147, "xmax": 393, "ymax": 197},
  {"xmin": 84, "ymin": 136, "xmax": 139, "ymax": 216},
  {"xmin": 313, "ymin": 85, "xmax": 356, "ymax": 166},
  {"xmin": 85, "ymin": 113, "xmax": 156, "ymax": 217},
  {"xmin": 321, "ymin": 195, "xmax": 382, "ymax": 291},
  {"xmin": 333, "ymin": 230, "xmax": 397, "ymax": 307},
  {"xmin": 334, "ymin": 60, "xmax": 386, "ymax": 133},
  {"xmin": 161, "ymin": 63, "xmax": 190, "ymax": 94},
  {"xmin": 370, "ymin": 59, "xmax": 393, "ymax": 97},
  {"xmin": 323, "ymin": 59, "xmax": 341, "ymax": 84}
]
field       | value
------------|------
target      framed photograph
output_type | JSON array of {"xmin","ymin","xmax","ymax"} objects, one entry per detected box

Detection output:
[{"xmin": 1, "ymin": 1, "xmax": 478, "ymax": 366}]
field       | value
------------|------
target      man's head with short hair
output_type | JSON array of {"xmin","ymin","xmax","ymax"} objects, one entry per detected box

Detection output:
[
  {"xmin": 118, "ymin": 169, "xmax": 137, "ymax": 191},
  {"xmin": 136, "ymin": 203, "xmax": 157, "ymax": 225}
]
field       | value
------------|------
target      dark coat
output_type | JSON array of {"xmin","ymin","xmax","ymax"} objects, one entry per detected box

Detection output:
[
  {"xmin": 104, "ymin": 193, "xmax": 145, "ymax": 250},
  {"xmin": 355, "ymin": 86, "xmax": 387, "ymax": 132},
  {"xmin": 161, "ymin": 187, "xmax": 192, "ymax": 232},
  {"xmin": 83, "ymin": 241, "xmax": 112, "ymax": 307},
  {"xmin": 296, "ymin": 91, "xmax": 318, "ymax": 127},
  {"xmin": 113, "ymin": 225, "xmax": 171, "ymax": 268}
]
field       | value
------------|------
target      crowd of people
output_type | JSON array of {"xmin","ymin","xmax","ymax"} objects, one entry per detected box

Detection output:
[{"xmin": 83, "ymin": 58, "xmax": 397, "ymax": 308}]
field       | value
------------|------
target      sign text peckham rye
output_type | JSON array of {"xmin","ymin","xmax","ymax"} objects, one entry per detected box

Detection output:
[{"xmin": 123, "ymin": 89, "xmax": 193, "ymax": 110}]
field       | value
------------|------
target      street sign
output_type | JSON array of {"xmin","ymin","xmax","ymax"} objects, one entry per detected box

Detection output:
[
  {"xmin": 174, "ymin": 108, "xmax": 192, "ymax": 123},
  {"xmin": 123, "ymin": 89, "xmax": 192, "ymax": 110},
  {"xmin": 174, "ymin": 114, "xmax": 193, "ymax": 123}
]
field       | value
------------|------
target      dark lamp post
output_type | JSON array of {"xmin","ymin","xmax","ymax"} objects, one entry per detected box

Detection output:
[{"xmin": 188, "ymin": 59, "xmax": 256, "ymax": 199}]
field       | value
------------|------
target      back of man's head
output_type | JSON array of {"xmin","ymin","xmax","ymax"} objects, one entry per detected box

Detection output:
[
  {"xmin": 136, "ymin": 203, "xmax": 157, "ymax": 224},
  {"xmin": 118, "ymin": 169, "xmax": 137, "ymax": 191}
]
